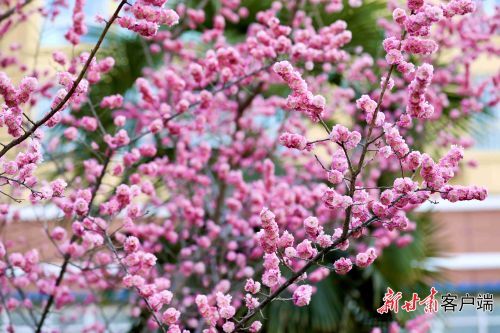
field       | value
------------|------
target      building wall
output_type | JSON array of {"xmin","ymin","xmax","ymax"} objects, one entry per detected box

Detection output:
[
  {"xmin": 425, "ymin": 208, "xmax": 500, "ymax": 285},
  {"xmin": 433, "ymin": 210, "xmax": 500, "ymax": 254}
]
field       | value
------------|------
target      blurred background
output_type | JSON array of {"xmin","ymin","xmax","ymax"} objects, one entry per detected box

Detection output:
[{"xmin": 0, "ymin": 0, "xmax": 499, "ymax": 332}]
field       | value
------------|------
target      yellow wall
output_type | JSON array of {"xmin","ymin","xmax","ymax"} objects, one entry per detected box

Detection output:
[
  {"xmin": 466, "ymin": 35, "xmax": 500, "ymax": 194},
  {"xmin": 457, "ymin": 151, "xmax": 500, "ymax": 194},
  {"xmin": 0, "ymin": 0, "xmax": 44, "ymax": 81}
]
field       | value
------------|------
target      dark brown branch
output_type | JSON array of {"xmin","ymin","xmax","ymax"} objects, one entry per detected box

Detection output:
[
  {"xmin": 234, "ymin": 214, "xmax": 380, "ymax": 331},
  {"xmin": 0, "ymin": 190, "xmax": 22, "ymax": 203},
  {"xmin": 341, "ymin": 28, "xmax": 409, "ymax": 239},
  {"xmin": 209, "ymin": 84, "xmax": 263, "ymax": 225},
  {"xmin": 0, "ymin": 0, "xmax": 33, "ymax": 23},
  {"xmin": 35, "ymin": 152, "xmax": 113, "ymax": 333},
  {"xmin": 234, "ymin": 188, "xmax": 413, "ymax": 332},
  {"xmin": 235, "ymin": 23, "xmax": 412, "ymax": 332}
]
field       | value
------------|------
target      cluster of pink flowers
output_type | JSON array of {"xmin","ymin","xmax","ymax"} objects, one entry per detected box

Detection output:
[
  {"xmin": 330, "ymin": 124, "xmax": 362, "ymax": 149},
  {"xmin": 292, "ymin": 284, "xmax": 313, "ymax": 306},
  {"xmin": 312, "ymin": 0, "xmax": 366, "ymax": 13},
  {"xmin": 100, "ymin": 94, "xmax": 123, "ymax": 109},
  {"xmin": 404, "ymin": 3, "xmax": 445, "ymax": 36},
  {"xmin": 402, "ymin": 36, "xmax": 438, "ymax": 55},
  {"xmin": 443, "ymin": 0, "xmax": 476, "ymax": 17},
  {"xmin": 333, "ymin": 257, "xmax": 353, "ymax": 275},
  {"xmin": 355, "ymin": 248, "xmax": 377, "ymax": 268},
  {"xmin": 118, "ymin": 1, "xmax": 179, "ymax": 37},
  {"xmin": 441, "ymin": 185, "xmax": 487, "ymax": 202},
  {"xmin": 65, "ymin": 0, "xmax": 87, "ymax": 45},
  {"xmin": 262, "ymin": 252, "xmax": 281, "ymax": 287},
  {"xmin": 291, "ymin": 20, "xmax": 351, "ymax": 64},
  {"xmin": 279, "ymin": 132, "xmax": 308, "ymax": 150},
  {"xmin": 0, "ymin": 73, "xmax": 37, "ymax": 137},
  {"xmin": 256, "ymin": 208, "xmax": 280, "ymax": 254},
  {"xmin": 383, "ymin": 123, "xmax": 410, "ymax": 158},
  {"xmin": 357, "ymin": 94, "xmax": 385, "ymax": 126},
  {"xmin": 407, "ymin": 63, "xmax": 434, "ymax": 119},
  {"xmin": 273, "ymin": 61, "xmax": 326, "ymax": 122}
]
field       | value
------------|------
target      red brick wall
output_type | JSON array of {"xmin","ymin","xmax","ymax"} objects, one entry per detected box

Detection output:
[{"xmin": 432, "ymin": 210, "xmax": 500, "ymax": 284}]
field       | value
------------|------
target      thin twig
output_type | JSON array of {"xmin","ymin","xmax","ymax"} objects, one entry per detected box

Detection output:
[
  {"xmin": 104, "ymin": 234, "xmax": 167, "ymax": 333},
  {"xmin": 87, "ymin": 99, "xmax": 107, "ymax": 136}
]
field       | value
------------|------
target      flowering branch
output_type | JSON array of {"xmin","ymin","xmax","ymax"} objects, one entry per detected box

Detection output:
[
  {"xmin": 0, "ymin": 0, "xmax": 127, "ymax": 159},
  {"xmin": 233, "ymin": 215, "xmax": 380, "ymax": 331},
  {"xmin": 34, "ymin": 151, "xmax": 113, "ymax": 333},
  {"xmin": 0, "ymin": 0, "xmax": 34, "ymax": 23},
  {"xmin": 104, "ymin": 233, "xmax": 168, "ymax": 333}
]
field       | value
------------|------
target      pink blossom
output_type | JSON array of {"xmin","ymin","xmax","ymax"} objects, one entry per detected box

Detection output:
[
  {"xmin": 162, "ymin": 307, "xmax": 180, "ymax": 325},
  {"xmin": 223, "ymin": 321, "xmax": 235, "ymax": 333},
  {"xmin": 274, "ymin": 61, "xmax": 326, "ymax": 122},
  {"xmin": 293, "ymin": 285, "xmax": 313, "ymax": 306},
  {"xmin": 296, "ymin": 239, "xmax": 316, "ymax": 259},
  {"xmin": 304, "ymin": 216, "xmax": 320, "ymax": 239},
  {"xmin": 249, "ymin": 321, "xmax": 263, "ymax": 332},
  {"xmin": 257, "ymin": 208, "xmax": 279, "ymax": 254},
  {"xmin": 244, "ymin": 279, "xmax": 261, "ymax": 294},
  {"xmin": 100, "ymin": 94, "xmax": 123, "ymax": 109},
  {"xmin": 333, "ymin": 257, "xmax": 352, "ymax": 275},
  {"xmin": 0, "ymin": 1, "xmax": 493, "ymax": 331},
  {"xmin": 279, "ymin": 132, "xmax": 308, "ymax": 150},
  {"xmin": 407, "ymin": 63, "xmax": 434, "ymax": 119},
  {"xmin": 51, "ymin": 227, "xmax": 67, "ymax": 241},
  {"xmin": 63, "ymin": 127, "xmax": 78, "ymax": 140},
  {"xmin": 355, "ymin": 248, "xmax": 377, "ymax": 268}
]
